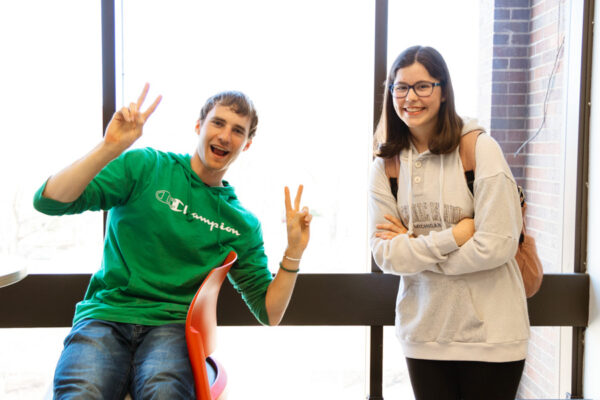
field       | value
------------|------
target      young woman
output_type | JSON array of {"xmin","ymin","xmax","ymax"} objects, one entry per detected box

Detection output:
[{"xmin": 369, "ymin": 46, "xmax": 529, "ymax": 400}]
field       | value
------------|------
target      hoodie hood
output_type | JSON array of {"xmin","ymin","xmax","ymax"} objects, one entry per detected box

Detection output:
[
  {"xmin": 461, "ymin": 117, "xmax": 482, "ymax": 138},
  {"xmin": 170, "ymin": 153, "xmax": 238, "ymax": 200}
]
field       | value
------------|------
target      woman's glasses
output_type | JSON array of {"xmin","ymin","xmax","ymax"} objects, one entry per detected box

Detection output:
[{"xmin": 389, "ymin": 81, "xmax": 442, "ymax": 98}]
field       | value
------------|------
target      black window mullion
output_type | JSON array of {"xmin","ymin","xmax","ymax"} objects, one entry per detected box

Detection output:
[
  {"xmin": 572, "ymin": 0, "xmax": 594, "ymax": 396},
  {"xmin": 101, "ymin": 0, "xmax": 116, "ymax": 232},
  {"xmin": 369, "ymin": 1, "xmax": 388, "ymax": 399}
]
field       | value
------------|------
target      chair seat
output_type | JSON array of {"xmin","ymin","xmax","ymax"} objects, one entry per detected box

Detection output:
[
  {"xmin": 206, "ymin": 356, "xmax": 218, "ymax": 385},
  {"xmin": 207, "ymin": 356, "xmax": 227, "ymax": 398}
]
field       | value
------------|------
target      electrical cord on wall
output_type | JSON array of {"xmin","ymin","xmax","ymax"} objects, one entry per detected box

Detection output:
[
  {"xmin": 514, "ymin": 0, "xmax": 564, "ymax": 157},
  {"xmin": 513, "ymin": 35, "xmax": 565, "ymax": 156}
]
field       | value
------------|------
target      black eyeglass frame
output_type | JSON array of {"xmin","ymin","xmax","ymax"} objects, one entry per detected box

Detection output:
[{"xmin": 388, "ymin": 81, "xmax": 442, "ymax": 98}]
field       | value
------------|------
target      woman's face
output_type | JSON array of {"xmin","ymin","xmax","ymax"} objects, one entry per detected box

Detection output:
[{"xmin": 392, "ymin": 61, "xmax": 444, "ymax": 139}]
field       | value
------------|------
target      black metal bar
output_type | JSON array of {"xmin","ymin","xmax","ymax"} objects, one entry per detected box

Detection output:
[
  {"xmin": 0, "ymin": 273, "xmax": 589, "ymax": 328},
  {"xmin": 572, "ymin": 0, "xmax": 594, "ymax": 396},
  {"xmin": 369, "ymin": 1, "xmax": 388, "ymax": 398},
  {"xmin": 574, "ymin": 0, "xmax": 594, "ymax": 277},
  {"xmin": 101, "ymin": 0, "xmax": 116, "ymax": 134},
  {"xmin": 368, "ymin": 325, "xmax": 385, "ymax": 400},
  {"xmin": 372, "ymin": 0, "xmax": 388, "ymax": 133},
  {"xmin": 571, "ymin": 327, "xmax": 587, "ymax": 399},
  {"xmin": 101, "ymin": 0, "xmax": 116, "ymax": 232}
]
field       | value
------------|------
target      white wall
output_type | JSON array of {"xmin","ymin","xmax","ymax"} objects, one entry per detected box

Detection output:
[{"xmin": 583, "ymin": 3, "xmax": 600, "ymax": 398}]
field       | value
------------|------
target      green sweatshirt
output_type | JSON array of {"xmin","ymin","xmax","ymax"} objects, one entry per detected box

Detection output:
[{"xmin": 33, "ymin": 148, "xmax": 273, "ymax": 326}]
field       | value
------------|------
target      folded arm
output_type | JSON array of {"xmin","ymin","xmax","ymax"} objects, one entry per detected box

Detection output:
[
  {"xmin": 438, "ymin": 136, "xmax": 522, "ymax": 275},
  {"xmin": 368, "ymin": 159, "xmax": 464, "ymax": 276},
  {"xmin": 437, "ymin": 172, "xmax": 521, "ymax": 275}
]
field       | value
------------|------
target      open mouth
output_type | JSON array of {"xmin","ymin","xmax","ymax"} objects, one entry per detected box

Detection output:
[{"xmin": 210, "ymin": 145, "xmax": 230, "ymax": 157}]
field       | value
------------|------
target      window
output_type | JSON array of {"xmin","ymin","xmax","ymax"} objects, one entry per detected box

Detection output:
[
  {"xmin": 116, "ymin": 0, "xmax": 374, "ymax": 274},
  {"xmin": 0, "ymin": 328, "xmax": 68, "ymax": 398},
  {"xmin": 0, "ymin": 2, "xmax": 102, "ymax": 397},
  {"xmin": 0, "ymin": 1, "xmax": 588, "ymax": 399},
  {"xmin": 115, "ymin": 0, "xmax": 374, "ymax": 396},
  {"xmin": 0, "ymin": 1, "xmax": 103, "ymax": 275},
  {"xmin": 215, "ymin": 326, "xmax": 366, "ymax": 398},
  {"xmin": 387, "ymin": 0, "xmax": 483, "ymax": 119}
]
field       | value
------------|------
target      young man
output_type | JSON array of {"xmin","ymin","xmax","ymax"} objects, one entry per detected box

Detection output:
[{"xmin": 33, "ymin": 84, "xmax": 312, "ymax": 399}]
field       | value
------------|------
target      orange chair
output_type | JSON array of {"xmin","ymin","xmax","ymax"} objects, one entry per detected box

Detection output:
[{"xmin": 186, "ymin": 251, "xmax": 237, "ymax": 400}]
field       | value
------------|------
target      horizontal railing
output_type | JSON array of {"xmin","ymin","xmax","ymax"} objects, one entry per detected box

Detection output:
[{"xmin": 0, "ymin": 273, "xmax": 589, "ymax": 328}]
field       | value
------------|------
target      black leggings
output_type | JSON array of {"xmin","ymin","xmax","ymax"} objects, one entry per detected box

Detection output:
[{"xmin": 405, "ymin": 358, "xmax": 525, "ymax": 400}]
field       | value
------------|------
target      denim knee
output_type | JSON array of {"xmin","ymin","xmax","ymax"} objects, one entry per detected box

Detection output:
[
  {"xmin": 130, "ymin": 323, "xmax": 195, "ymax": 399},
  {"xmin": 53, "ymin": 319, "xmax": 132, "ymax": 399}
]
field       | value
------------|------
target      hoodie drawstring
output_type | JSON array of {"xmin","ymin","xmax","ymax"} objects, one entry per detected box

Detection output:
[
  {"xmin": 407, "ymin": 150, "xmax": 414, "ymax": 236},
  {"xmin": 216, "ymin": 193, "xmax": 224, "ymax": 251},
  {"xmin": 438, "ymin": 153, "xmax": 447, "ymax": 230},
  {"xmin": 185, "ymin": 169, "xmax": 194, "ymax": 222}
]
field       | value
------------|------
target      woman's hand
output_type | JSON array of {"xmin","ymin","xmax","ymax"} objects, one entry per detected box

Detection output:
[
  {"xmin": 284, "ymin": 185, "xmax": 312, "ymax": 259},
  {"xmin": 452, "ymin": 217, "xmax": 475, "ymax": 246},
  {"xmin": 103, "ymin": 83, "xmax": 162, "ymax": 156},
  {"xmin": 375, "ymin": 214, "xmax": 408, "ymax": 240}
]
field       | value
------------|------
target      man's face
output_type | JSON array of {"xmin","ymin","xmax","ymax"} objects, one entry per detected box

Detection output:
[{"xmin": 194, "ymin": 104, "xmax": 252, "ymax": 178}]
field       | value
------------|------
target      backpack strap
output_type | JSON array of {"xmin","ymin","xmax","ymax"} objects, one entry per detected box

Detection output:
[
  {"xmin": 460, "ymin": 130, "xmax": 484, "ymax": 195},
  {"xmin": 384, "ymin": 155, "xmax": 400, "ymax": 201},
  {"xmin": 384, "ymin": 154, "xmax": 399, "ymax": 178},
  {"xmin": 459, "ymin": 130, "xmax": 483, "ymax": 173},
  {"xmin": 460, "ymin": 130, "xmax": 526, "ymax": 244}
]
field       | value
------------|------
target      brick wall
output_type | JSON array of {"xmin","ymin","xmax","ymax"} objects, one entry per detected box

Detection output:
[{"xmin": 489, "ymin": 0, "xmax": 568, "ymax": 398}]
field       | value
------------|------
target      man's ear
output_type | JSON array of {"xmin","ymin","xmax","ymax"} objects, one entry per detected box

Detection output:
[
  {"xmin": 195, "ymin": 119, "xmax": 203, "ymax": 134},
  {"xmin": 243, "ymin": 139, "xmax": 253, "ymax": 152}
]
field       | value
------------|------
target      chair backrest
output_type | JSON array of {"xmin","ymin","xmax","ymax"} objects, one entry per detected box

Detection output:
[
  {"xmin": 186, "ymin": 251, "xmax": 237, "ymax": 357},
  {"xmin": 185, "ymin": 251, "xmax": 237, "ymax": 400}
]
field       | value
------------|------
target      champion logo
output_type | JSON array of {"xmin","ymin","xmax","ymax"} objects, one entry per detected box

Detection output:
[{"xmin": 155, "ymin": 190, "xmax": 241, "ymax": 236}]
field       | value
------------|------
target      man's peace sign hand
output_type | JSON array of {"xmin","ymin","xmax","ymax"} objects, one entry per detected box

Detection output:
[
  {"xmin": 284, "ymin": 185, "xmax": 312, "ymax": 258},
  {"xmin": 104, "ymin": 83, "xmax": 162, "ymax": 155}
]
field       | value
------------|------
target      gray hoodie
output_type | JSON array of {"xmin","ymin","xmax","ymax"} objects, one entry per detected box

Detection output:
[{"xmin": 369, "ymin": 119, "xmax": 529, "ymax": 362}]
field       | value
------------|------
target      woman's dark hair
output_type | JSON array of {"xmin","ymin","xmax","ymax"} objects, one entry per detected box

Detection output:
[
  {"xmin": 199, "ymin": 91, "xmax": 259, "ymax": 139},
  {"xmin": 375, "ymin": 46, "xmax": 463, "ymax": 158}
]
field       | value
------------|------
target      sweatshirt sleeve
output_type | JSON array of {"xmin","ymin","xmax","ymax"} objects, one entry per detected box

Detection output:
[
  {"xmin": 437, "ymin": 134, "xmax": 522, "ymax": 275},
  {"xmin": 369, "ymin": 158, "xmax": 459, "ymax": 276},
  {"xmin": 227, "ymin": 221, "xmax": 272, "ymax": 326},
  {"xmin": 33, "ymin": 148, "xmax": 154, "ymax": 215}
]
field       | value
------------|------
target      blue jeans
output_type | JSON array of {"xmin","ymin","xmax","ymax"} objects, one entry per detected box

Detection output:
[{"xmin": 53, "ymin": 319, "xmax": 198, "ymax": 399}]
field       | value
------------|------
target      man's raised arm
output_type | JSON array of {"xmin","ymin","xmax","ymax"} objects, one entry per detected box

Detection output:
[{"xmin": 43, "ymin": 83, "xmax": 161, "ymax": 202}]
